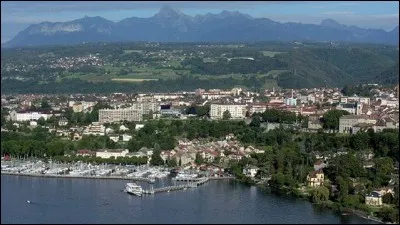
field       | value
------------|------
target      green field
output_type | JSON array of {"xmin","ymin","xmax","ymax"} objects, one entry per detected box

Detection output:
[
  {"xmin": 264, "ymin": 70, "xmax": 288, "ymax": 78},
  {"xmin": 261, "ymin": 51, "xmax": 285, "ymax": 57},
  {"xmin": 111, "ymin": 78, "xmax": 158, "ymax": 82},
  {"xmin": 123, "ymin": 50, "xmax": 143, "ymax": 54}
]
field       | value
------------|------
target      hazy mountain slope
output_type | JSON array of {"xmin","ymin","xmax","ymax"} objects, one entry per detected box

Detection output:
[{"xmin": 3, "ymin": 6, "xmax": 399, "ymax": 48}]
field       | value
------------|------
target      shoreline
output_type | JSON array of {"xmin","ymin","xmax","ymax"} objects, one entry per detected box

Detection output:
[
  {"xmin": 1, "ymin": 172, "xmax": 235, "ymax": 182},
  {"xmin": 1, "ymin": 172, "xmax": 156, "ymax": 183},
  {"xmin": 256, "ymin": 182, "xmax": 387, "ymax": 224}
]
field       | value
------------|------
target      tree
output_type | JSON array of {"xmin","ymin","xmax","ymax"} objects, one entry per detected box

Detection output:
[
  {"xmin": 195, "ymin": 152, "xmax": 204, "ymax": 165},
  {"xmin": 40, "ymin": 100, "xmax": 51, "ymax": 110},
  {"xmin": 150, "ymin": 150, "xmax": 164, "ymax": 166},
  {"xmin": 321, "ymin": 110, "xmax": 350, "ymax": 131},
  {"xmin": 167, "ymin": 158, "xmax": 177, "ymax": 167},
  {"xmin": 250, "ymin": 116, "xmax": 261, "ymax": 128},
  {"xmin": 37, "ymin": 117, "xmax": 46, "ymax": 126},
  {"xmin": 311, "ymin": 186, "xmax": 330, "ymax": 203},
  {"xmin": 382, "ymin": 193, "xmax": 394, "ymax": 204},
  {"xmin": 223, "ymin": 110, "xmax": 231, "ymax": 120}
]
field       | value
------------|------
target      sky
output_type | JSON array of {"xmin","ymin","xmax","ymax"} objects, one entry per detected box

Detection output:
[{"xmin": 1, "ymin": 1, "xmax": 399, "ymax": 44}]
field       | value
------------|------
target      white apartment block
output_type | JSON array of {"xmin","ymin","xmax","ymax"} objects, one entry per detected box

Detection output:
[
  {"xmin": 99, "ymin": 108, "xmax": 142, "ymax": 124},
  {"xmin": 10, "ymin": 110, "xmax": 53, "ymax": 121},
  {"xmin": 130, "ymin": 102, "xmax": 161, "ymax": 114},
  {"xmin": 210, "ymin": 104, "xmax": 246, "ymax": 119},
  {"xmin": 249, "ymin": 104, "xmax": 267, "ymax": 115}
]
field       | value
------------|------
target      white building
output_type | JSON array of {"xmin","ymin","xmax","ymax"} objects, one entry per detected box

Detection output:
[
  {"xmin": 83, "ymin": 122, "xmax": 105, "ymax": 136},
  {"xmin": 10, "ymin": 110, "xmax": 53, "ymax": 121},
  {"xmin": 242, "ymin": 166, "xmax": 259, "ymax": 177},
  {"xmin": 135, "ymin": 124, "xmax": 145, "ymax": 130},
  {"xmin": 339, "ymin": 115, "xmax": 377, "ymax": 133},
  {"xmin": 284, "ymin": 98, "xmax": 297, "ymax": 106},
  {"xmin": 130, "ymin": 102, "xmax": 160, "ymax": 114},
  {"xmin": 95, "ymin": 149, "xmax": 129, "ymax": 159},
  {"xmin": 99, "ymin": 108, "xmax": 142, "ymax": 124},
  {"xmin": 210, "ymin": 104, "xmax": 246, "ymax": 119},
  {"xmin": 122, "ymin": 134, "xmax": 132, "ymax": 142}
]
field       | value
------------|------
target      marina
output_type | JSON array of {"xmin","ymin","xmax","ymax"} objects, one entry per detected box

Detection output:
[
  {"xmin": 0, "ymin": 160, "xmax": 175, "ymax": 183},
  {"xmin": 1, "ymin": 160, "xmax": 234, "ymax": 186}
]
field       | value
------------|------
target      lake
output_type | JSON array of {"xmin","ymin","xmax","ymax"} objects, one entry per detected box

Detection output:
[{"xmin": 1, "ymin": 175, "xmax": 375, "ymax": 224}]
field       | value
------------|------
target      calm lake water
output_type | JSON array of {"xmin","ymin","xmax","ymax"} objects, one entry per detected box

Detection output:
[{"xmin": 1, "ymin": 175, "xmax": 374, "ymax": 224}]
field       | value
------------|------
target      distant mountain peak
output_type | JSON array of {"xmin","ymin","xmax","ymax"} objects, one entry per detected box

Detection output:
[
  {"xmin": 219, "ymin": 10, "xmax": 253, "ymax": 19},
  {"xmin": 154, "ymin": 5, "xmax": 186, "ymax": 18},
  {"xmin": 320, "ymin": 19, "xmax": 344, "ymax": 29}
]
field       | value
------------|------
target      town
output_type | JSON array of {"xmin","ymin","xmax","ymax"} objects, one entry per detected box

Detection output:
[{"xmin": 1, "ymin": 84, "xmax": 399, "ymax": 219}]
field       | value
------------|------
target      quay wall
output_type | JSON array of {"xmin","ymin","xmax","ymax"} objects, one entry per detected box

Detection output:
[{"xmin": 1, "ymin": 172, "xmax": 155, "ymax": 183}]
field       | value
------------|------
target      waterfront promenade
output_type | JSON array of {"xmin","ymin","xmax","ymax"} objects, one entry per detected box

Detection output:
[{"xmin": 1, "ymin": 172, "xmax": 156, "ymax": 183}]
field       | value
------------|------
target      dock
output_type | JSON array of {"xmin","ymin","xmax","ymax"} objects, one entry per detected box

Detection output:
[{"xmin": 142, "ymin": 177, "xmax": 209, "ymax": 195}]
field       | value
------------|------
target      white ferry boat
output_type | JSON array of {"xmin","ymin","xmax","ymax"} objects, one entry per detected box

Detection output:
[{"xmin": 125, "ymin": 183, "xmax": 143, "ymax": 197}]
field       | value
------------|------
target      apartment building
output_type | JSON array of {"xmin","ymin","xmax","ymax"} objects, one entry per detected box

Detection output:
[
  {"xmin": 210, "ymin": 104, "xmax": 246, "ymax": 119},
  {"xmin": 99, "ymin": 108, "xmax": 142, "ymax": 124},
  {"xmin": 130, "ymin": 102, "xmax": 160, "ymax": 115}
]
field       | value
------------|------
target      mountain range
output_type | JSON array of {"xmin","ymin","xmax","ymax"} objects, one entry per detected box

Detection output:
[{"xmin": 3, "ymin": 6, "xmax": 399, "ymax": 48}]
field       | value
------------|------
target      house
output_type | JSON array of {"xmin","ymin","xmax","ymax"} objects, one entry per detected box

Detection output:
[
  {"xmin": 365, "ymin": 191, "xmax": 383, "ymax": 206},
  {"xmin": 135, "ymin": 124, "xmax": 145, "ymax": 130},
  {"xmin": 178, "ymin": 138, "xmax": 192, "ymax": 146},
  {"xmin": 58, "ymin": 117, "xmax": 68, "ymax": 126},
  {"xmin": 108, "ymin": 135, "xmax": 119, "ymax": 143},
  {"xmin": 225, "ymin": 133, "xmax": 235, "ymax": 140},
  {"xmin": 242, "ymin": 165, "xmax": 259, "ymax": 177},
  {"xmin": 377, "ymin": 187, "xmax": 395, "ymax": 197},
  {"xmin": 83, "ymin": 122, "xmax": 105, "ymax": 136},
  {"xmin": 121, "ymin": 134, "xmax": 132, "ymax": 142},
  {"xmin": 307, "ymin": 169, "xmax": 325, "ymax": 187},
  {"xmin": 119, "ymin": 125, "xmax": 129, "ymax": 132},
  {"xmin": 72, "ymin": 132, "xmax": 82, "ymax": 141},
  {"xmin": 313, "ymin": 160, "xmax": 327, "ymax": 171}
]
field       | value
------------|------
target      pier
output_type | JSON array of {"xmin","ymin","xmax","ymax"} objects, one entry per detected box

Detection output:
[{"xmin": 142, "ymin": 177, "xmax": 209, "ymax": 195}]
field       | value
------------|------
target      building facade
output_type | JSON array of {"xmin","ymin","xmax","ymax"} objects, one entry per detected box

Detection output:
[
  {"xmin": 210, "ymin": 104, "xmax": 246, "ymax": 119},
  {"xmin": 10, "ymin": 110, "xmax": 53, "ymax": 121},
  {"xmin": 99, "ymin": 108, "xmax": 142, "ymax": 124},
  {"xmin": 307, "ymin": 169, "xmax": 325, "ymax": 187},
  {"xmin": 339, "ymin": 115, "xmax": 377, "ymax": 133},
  {"xmin": 131, "ymin": 102, "xmax": 160, "ymax": 115},
  {"xmin": 95, "ymin": 149, "xmax": 129, "ymax": 159}
]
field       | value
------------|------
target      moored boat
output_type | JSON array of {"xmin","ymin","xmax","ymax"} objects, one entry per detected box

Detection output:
[{"xmin": 125, "ymin": 183, "xmax": 143, "ymax": 196}]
